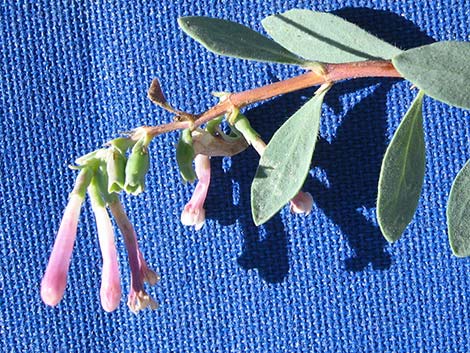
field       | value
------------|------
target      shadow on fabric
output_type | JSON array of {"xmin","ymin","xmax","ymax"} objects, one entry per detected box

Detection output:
[{"xmin": 206, "ymin": 8, "xmax": 435, "ymax": 281}]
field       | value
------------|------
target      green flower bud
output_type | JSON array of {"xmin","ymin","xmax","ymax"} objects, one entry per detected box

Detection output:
[
  {"xmin": 106, "ymin": 147, "xmax": 127, "ymax": 194},
  {"xmin": 176, "ymin": 129, "xmax": 196, "ymax": 182},
  {"xmin": 124, "ymin": 138, "xmax": 150, "ymax": 195}
]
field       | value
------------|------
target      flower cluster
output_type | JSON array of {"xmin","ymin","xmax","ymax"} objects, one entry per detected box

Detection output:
[
  {"xmin": 41, "ymin": 90, "xmax": 313, "ymax": 313},
  {"xmin": 41, "ymin": 132, "xmax": 159, "ymax": 313}
]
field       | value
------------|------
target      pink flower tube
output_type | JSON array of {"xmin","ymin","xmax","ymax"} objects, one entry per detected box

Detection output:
[
  {"xmin": 181, "ymin": 154, "xmax": 211, "ymax": 230},
  {"xmin": 40, "ymin": 194, "xmax": 84, "ymax": 307},
  {"xmin": 91, "ymin": 201, "xmax": 122, "ymax": 313},
  {"xmin": 109, "ymin": 199, "xmax": 158, "ymax": 313}
]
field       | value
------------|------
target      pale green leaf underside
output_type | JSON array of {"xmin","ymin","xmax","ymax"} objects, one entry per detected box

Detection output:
[
  {"xmin": 262, "ymin": 9, "xmax": 402, "ymax": 63},
  {"xmin": 377, "ymin": 91, "xmax": 425, "ymax": 242},
  {"xmin": 392, "ymin": 42, "xmax": 470, "ymax": 109},
  {"xmin": 178, "ymin": 16, "xmax": 306, "ymax": 65},
  {"xmin": 447, "ymin": 160, "xmax": 470, "ymax": 257},
  {"xmin": 251, "ymin": 89, "xmax": 328, "ymax": 225}
]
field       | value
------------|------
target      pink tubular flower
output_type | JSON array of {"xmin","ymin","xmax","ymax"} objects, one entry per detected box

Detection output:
[
  {"xmin": 290, "ymin": 191, "xmax": 313, "ymax": 215},
  {"xmin": 90, "ymin": 200, "xmax": 122, "ymax": 313},
  {"xmin": 181, "ymin": 154, "xmax": 211, "ymax": 230},
  {"xmin": 109, "ymin": 199, "xmax": 158, "ymax": 313},
  {"xmin": 41, "ymin": 194, "xmax": 84, "ymax": 307}
]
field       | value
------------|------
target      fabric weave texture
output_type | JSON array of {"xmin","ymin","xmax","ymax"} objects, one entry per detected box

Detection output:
[{"xmin": 1, "ymin": 0, "xmax": 469, "ymax": 352}]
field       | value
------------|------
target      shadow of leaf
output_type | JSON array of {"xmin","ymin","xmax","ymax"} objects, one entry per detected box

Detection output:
[
  {"xmin": 206, "ymin": 150, "xmax": 289, "ymax": 283},
  {"xmin": 332, "ymin": 7, "xmax": 435, "ymax": 50},
  {"xmin": 272, "ymin": 14, "xmax": 381, "ymax": 60},
  {"xmin": 254, "ymin": 165, "xmax": 274, "ymax": 179},
  {"xmin": 309, "ymin": 80, "xmax": 395, "ymax": 271},
  {"xmin": 204, "ymin": 7, "xmax": 435, "ymax": 279}
]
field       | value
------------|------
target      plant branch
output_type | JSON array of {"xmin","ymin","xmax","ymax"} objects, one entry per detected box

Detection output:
[{"xmin": 142, "ymin": 60, "xmax": 401, "ymax": 137}]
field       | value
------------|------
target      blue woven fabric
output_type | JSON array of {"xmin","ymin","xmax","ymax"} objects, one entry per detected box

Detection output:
[{"xmin": 1, "ymin": 0, "xmax": 470, "ymax": 352}]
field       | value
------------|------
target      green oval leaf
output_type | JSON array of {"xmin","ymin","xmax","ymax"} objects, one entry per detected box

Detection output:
[
  {"xmin": 262, "ymin": 9, "xmax": 402, "ymax": 63},
  {"xmin": 251, "ymin": 88, "xmax": 328, "ymax": 225},
  {"xmin": 377, "ymin": 91, "xmax": 426, "ymax": 242},
  {"xmin": 392, "ymin": 42, "xmax": 470, "ymax": 109},
  {"xmin": 447, "ymin": 160, "xmax": 470, "ymax": 257},
  {"xmin": 178, "ymin": 16, "xmax": 306, "ymax": 65}
]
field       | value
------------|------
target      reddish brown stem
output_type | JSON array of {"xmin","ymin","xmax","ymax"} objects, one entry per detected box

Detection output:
[{"xmin": 143, "ymin": 60, "xmax": 401, "ymax": 137}]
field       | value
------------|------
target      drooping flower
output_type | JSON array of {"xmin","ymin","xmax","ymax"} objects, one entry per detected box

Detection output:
[
  {"xmin": 40, "ymin": 169, "xmax": 92, "ymax": 307},
  {"xmin": 109, "ymin": 198, "xmax": 159, "ymax": 313},
  {"xmin": 40, "ymin": 194, "xmax": 83, "ymax": 306},
  {"xmin": 290, "ymin": 191, "xmax": 313, "ymax": 215},
  {"xmin": 181, "ymin": 154, "xmax": 211, "ymax": 230},
  {"xmin": 89, "ymin": 191, "xmax": 122, "ymax": 313}
]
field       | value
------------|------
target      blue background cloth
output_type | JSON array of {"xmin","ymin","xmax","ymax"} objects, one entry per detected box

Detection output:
[{"xmin": 1, "ymin": 0, "xmax": 470, "ymax": 352}]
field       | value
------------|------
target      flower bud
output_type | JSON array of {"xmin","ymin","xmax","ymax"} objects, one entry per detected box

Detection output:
[
  {"xmin": 176, "ymin": 129, "xmax": 196, "ymax": 182},
  {"xmin": 106, "ymin": 147, "xmax": 126, "ymax": 194},
  {"xmin": 124, "ymin": 137, "xmax": 150, "ymax": 195}
]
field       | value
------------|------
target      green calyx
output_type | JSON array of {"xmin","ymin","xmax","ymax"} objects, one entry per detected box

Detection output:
[
  {"xmin": 176, "ymin": 129, "xmax": 197, "ymax": 182},
  {"xmin": 107, "ymin": 137, "xmax": 134, "ymax": 154},
  {"xmin": 106, "ymin": 147, "xmax": 127, "ymax": 194},
  {"xmin": 124, "ymin": 134, "xmax": 152, "ymax": 195},
  {"xmin": 88, "ymin": 163, "xmax": 122, "ymax": 208},
  {"xmin": 71, "ymin": 167, "xmax": 94, "ymax": 199}
]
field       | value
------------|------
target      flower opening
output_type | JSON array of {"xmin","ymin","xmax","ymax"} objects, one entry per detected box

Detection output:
[
  {"xmin": 109, "ymin": 199, "xmax": 159, "ymax": 314},
  {"xmin": 290, "ymin": 191, "xmax": 313, "ymax": 215}
]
